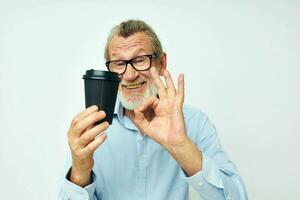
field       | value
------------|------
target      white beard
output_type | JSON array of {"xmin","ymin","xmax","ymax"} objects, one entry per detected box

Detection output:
[{"xmin": 118, "ymin": 82, "xmax": 158, "ymax": 110}]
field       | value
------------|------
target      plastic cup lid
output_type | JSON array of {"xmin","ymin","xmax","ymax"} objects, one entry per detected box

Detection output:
[{"xmin": 83, "ymin": 69, "xmax": 120, "ymax": 81}]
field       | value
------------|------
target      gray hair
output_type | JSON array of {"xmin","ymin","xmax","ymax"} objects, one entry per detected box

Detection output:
[{"xmin": 104, "ymin": 19, "xmax": 163, "ymax": 61}]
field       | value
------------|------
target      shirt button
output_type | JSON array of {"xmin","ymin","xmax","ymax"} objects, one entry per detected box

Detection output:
[
  {"xmin": 198, "ymin": 182, "xmax": 203, "ymax": 186},
  {"xmin": 227, "ymin": 195, "xmax": 231, "ymax": 200}
]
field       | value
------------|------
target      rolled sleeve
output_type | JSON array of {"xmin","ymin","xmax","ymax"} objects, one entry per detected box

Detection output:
[
  {"xmin": 180, "ymin": 153, "xmax": 225, "ymax": 199},
  {"xmin": 59, "ymin": 168, "xmax": 97, "ymax": 200}
]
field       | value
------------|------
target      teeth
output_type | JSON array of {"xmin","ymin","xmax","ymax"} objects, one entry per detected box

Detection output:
[{"xmin": 125, "ymin": 82, "xmax": 143, "ymax": 89}]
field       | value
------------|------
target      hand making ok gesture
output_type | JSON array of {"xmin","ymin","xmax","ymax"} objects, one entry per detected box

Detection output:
[{"xmin": 127, "ymin": 67, "xmax": 188, "ymax": 151}]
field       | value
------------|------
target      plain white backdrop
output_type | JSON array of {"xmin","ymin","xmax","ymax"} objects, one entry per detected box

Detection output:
[{"xmin": 0, "ymin": 0, "xmax": 299, "ymax": 199}]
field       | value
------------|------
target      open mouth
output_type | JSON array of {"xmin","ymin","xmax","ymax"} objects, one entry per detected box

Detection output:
[{"xmin": 123, "ymin": 81, "xmax": 146, "ymax": 89}]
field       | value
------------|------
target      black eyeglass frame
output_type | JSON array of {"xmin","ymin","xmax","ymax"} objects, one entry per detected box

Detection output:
[{"xmin": 105, "ymin": 53, "xmax": 157, "ymax": 75}]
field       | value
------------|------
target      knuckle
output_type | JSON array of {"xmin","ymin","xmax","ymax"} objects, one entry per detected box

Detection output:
[
  {"xmin": 71, "ymin": 117, "xmax": 80, "ymax": 127},
  {"xmin": 82, "ymin": 133, "xmax": 92, "ymax": 143}
]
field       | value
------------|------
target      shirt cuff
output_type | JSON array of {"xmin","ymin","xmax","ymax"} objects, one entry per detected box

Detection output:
[
  {"xmin": 61, "ymin": 168, "xmax": 97, "ymax": 200},
  {"xmin": 180, "ymin": 153, "xmax": 224, "ymax": 190}
]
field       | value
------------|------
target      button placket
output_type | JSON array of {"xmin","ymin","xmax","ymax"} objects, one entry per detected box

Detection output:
[{"xmin": 136, "ymin": 132, "xmax": 147, "ymax": 199}]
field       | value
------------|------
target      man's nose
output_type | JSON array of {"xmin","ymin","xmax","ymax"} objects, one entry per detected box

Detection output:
[{"xmin": 123, "ymin": 63, "xmax": 139, "ymax": 81}]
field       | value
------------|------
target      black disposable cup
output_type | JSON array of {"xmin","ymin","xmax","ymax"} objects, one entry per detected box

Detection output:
[{"xmin": 83, "ymin": 69, "xmax": 120, "ymax": 124}]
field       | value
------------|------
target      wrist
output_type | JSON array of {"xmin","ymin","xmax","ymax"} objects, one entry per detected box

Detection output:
[
  {"xmin": 70, "ymin": 167, "xmax": 92, "ymax": 187},
  {"xmin": 166, "ymin": 136, "xmax": 190, "ymax": 156},
  {"xmin": 167, "ymin": 137, "xmax": 203, "ymax": 176}
]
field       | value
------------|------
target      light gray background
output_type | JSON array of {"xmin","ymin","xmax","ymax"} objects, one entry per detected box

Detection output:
[{"xmin": 0, "ymin": 0, "xmax": 299, "ymax": 199}]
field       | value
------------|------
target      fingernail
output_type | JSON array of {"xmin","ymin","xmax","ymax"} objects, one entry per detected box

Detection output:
[
  {"xmin": 89, "ymin": 105, "xmax": 98, "ymax": 111},
  {"xmin": 95, "ymin": 133, "xmax": 104, "ymax": 140},
  {"xmin": 99, "ymin": 132, "xmax": 106, "ymax": 137},
  {"xmin": 100, "ymin": 110, "xmax": 106, "ymax": 116}
]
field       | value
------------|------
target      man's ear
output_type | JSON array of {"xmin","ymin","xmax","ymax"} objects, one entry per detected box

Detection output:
[{"xmin": 158, "ymin": 52, "xmax": 167, "ymax": 76}]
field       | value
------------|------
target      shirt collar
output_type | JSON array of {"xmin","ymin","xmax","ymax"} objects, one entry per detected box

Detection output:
[{"xmin": 114, "ymin": 98, "xmax": 138, "ymax": 131}]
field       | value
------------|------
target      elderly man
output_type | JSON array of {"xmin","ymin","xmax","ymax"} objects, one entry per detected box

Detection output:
[{"xmin": 59, "ymin": 20, "xmax": 248, "ymax": 200}]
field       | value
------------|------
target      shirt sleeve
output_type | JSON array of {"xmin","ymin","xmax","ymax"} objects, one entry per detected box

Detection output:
[
  {"xmin": 181, "ymin": 109, "xmax": 248, "ymax": 200},
  {"xmin": 59, "ymin": 168, "xmax": 99, "ymax": 200}
]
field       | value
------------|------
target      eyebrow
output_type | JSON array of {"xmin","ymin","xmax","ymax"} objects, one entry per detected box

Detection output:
[
  {"xmin": 133, "ymin": 48, "xmax": 147, "ymax": 55},
  {"xmin": 111, "ymin": 48, "xmax": 148, "ymax": 60}
]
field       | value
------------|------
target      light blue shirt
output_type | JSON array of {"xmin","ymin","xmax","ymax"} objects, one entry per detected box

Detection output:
[{"xmin": 59, "ymin": 101, "xmax": 248, "ymax": 200}]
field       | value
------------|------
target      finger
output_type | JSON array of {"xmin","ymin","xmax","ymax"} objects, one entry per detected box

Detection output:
[
  {"xmin": 150, "ymin": 67, "xmax": 167, "ymax": 99},
  {"xmin": 133, "ymin": 108, "xmax": 147, "ymax": 126},
  {"xmin": 131, "ymin": 96, "xmax": 158, "ymax": 131},
  {"xmin": 177, "ymin": 73, "xmax": 185, "ymax": 105},
  {"xmin": 83, "ymin": 133, "xmax": 107, "ymax": 154},
  {"xmin": 80, "ymin": 121, "xmax": 109, "ymax": 146},
  {"xmin": 86, "ymin": 124, "xmax": 96, "ymax": 131},
  {"xmin": 71, "ymin": 111, "xmax": 106, "ymax": 137},
  {"xmin": 137, "ymin": 96, "xmax": 159, "ymax": 113},
  {"xmin": 71, "ymin": 105, "xmax": 99, "ymax": 128},
  {"xmin": 133, "ymin": 108, "xmax": 149, "ymax": 134},
  {"xmin": 134, "ymin": 97, "xmax": 159, "ymax": 132},
  {"xmin": 163, "ymin": 70, "xmax": 176, "ymax": 97},
  {"xmin": 72, "ymin": 105, "xmax": 98, "ymax": 124}
]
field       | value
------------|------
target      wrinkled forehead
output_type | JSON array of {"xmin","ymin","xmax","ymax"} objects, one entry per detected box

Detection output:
[{"xmin": 108, "ymin": 32, "xmax": 153, "ymax": 60}]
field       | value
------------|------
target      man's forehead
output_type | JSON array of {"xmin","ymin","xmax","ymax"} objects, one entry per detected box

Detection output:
[{"xmin": 109, "ymin": 32, "xmax": 152, "ymax": 58}]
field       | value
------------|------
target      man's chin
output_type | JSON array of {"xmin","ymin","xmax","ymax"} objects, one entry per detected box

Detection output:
[
  {"xmin": 119, "ymin": 98, "xmax": 142, "ymax": 110},
  {"xmin": 117, "ymin": 84, "xmax": 158, "ymax": 111},
  {"xmin": 118, "ymin": 92, "xmax": 142, "ymax": 110}
]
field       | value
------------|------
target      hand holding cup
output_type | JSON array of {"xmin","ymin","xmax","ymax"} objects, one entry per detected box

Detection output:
[{"xmin": 67, "ymin": 105, "xmax": 109, "ymax": 187}]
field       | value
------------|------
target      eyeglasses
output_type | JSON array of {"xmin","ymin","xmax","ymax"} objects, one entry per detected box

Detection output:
[{"xmin": 105, "ymin": 54, "xmax": 157, "ymax": 75}]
